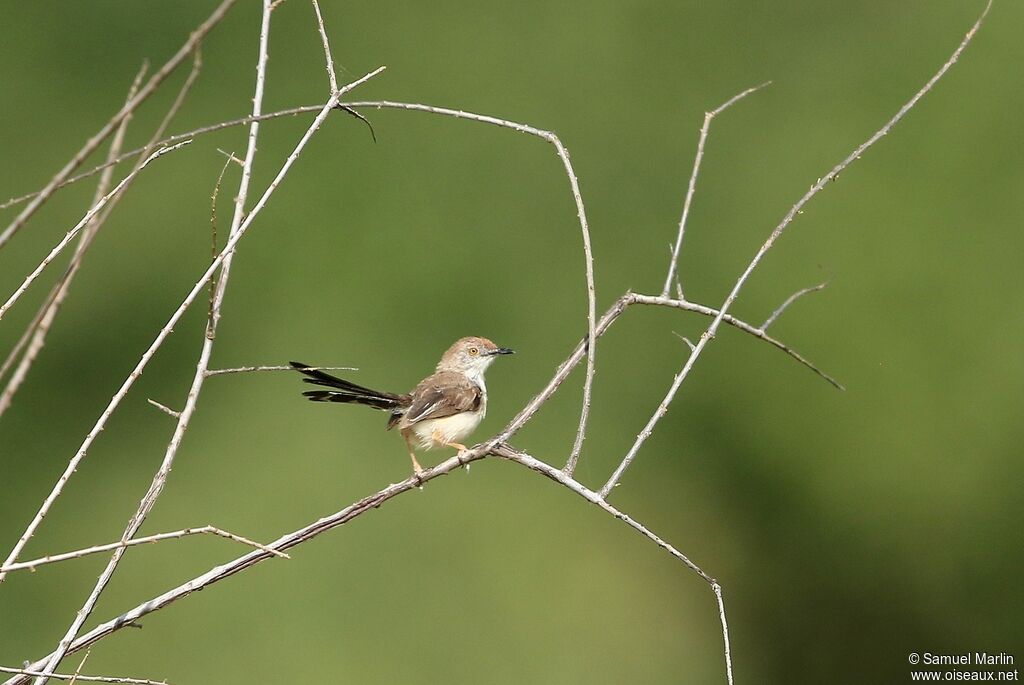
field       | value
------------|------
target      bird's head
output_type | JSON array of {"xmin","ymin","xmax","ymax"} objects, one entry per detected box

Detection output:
[{"xmin": 437, "ymin": 336, "xmax": 514, "ymax": 376}]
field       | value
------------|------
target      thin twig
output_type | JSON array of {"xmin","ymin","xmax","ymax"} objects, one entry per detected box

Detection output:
[
  {"xmin": 204, "ymin": 365, "xmax": 356, "ymax": 376},
  {"xmin": 1, "ymin": 525, "xmax": 288, "ymax": 574},
  {"xmin": 0, "ymin": 105, "xmax": 366, "ymax": 211},
  {"xmin": 761, "ymin": 281, "xmax": 827, "ymax": 330},
  {"xmin": 146, "ymin": 400, "xmax": 180, "ymax": 419},
  {"xmin": 599, "ymin": 345, "xmax": 694, "ymax": 499},
  {"xmin": 662, "ymin": 82, "xmax": 771, "ymax": 298},
  {"xmin": 32, "ymin": 5, "xmax": 275, "ymax": 678},
  {"xmin": 69, "ymin": 650, "xmax": 89, "ymax": 685},
  {"xmin": 495, "ymin": 291, "xmax": 840, "ymax": 458},
  {"xmin": 312, "ymin": 0, "xmax": 338, "ymax": 92},
  {"xmin": 208, "ymin": 156, "xmax": 234, "ymax": 333},
  {"xmin": 0, "ymin": 48, "xmax": 203, "ymax": 420},
  {"xmin": 0, "ymin": 0, "xmax": 236, "ymax": 251},
  {"xmin": 492, "ymin": 445, "xmax": 713, "ymax": 580},
  {"xmin": 599, "ymin": 1, "xmax": 991, "ymax": 499},
  {"xmin": 0, "ymin": 62, "xmax": 146, "ymax": 413},
  {"xmin": 333, "ymin": 100, "xmax": 598, "ymax": 475},
  {"xmin": 0, "ymin": 667, "xmax": 167, "ymax": 685},
  {"xmin": 8, "ymin": 442, "xmax": 718, "ymax": 675},
  {"xmin": 4, "ymin": 6, "xmax": 989, "ymax": 681},
  {"xmin": 631, "ymin": 294, "xmax": 843, "ymax": 390},
  {"xmin": 0, "ymin": 142, "xmax": 192, "ymax": 324},
  {"xmin": 0, "ymin": 66, "xmax": 386, "ymax": 587},
  {"xmin": 11, "ymin": 448, "xmax": 489, "ymax": 677}
]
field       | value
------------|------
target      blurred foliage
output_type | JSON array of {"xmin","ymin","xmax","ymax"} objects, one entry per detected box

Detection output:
[{"xmin": 0, "ymin": 1, "xmax": 1021, "ymax": 683}]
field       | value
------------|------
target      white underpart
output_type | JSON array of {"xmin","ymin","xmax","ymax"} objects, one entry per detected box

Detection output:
[
  {"xmin": 409, "ymin": 408, "xmax": 485, "ymax": 450},
  {"xmin": 412, "ymin": 369, "xmax": 488, "ymax": 450}
]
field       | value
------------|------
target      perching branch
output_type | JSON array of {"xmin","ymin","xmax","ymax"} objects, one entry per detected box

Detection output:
[
  {"xmin": 331, "ymin": 99, "xmax": 600, "ymax": 478},
  {"xmin": 2, "ymin": 3, "xmax": 992, "ymax": 684}
]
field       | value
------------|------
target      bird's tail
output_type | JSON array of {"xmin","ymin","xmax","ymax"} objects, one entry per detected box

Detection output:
[{"xmin": 289, "ymin": 362, "xmax": 408, "ymax": 411}]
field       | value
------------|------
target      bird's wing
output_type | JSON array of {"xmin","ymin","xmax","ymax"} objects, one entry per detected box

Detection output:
[{"xmin": 403, "ymin": 372, "xmax": 482, "ymax": 425}]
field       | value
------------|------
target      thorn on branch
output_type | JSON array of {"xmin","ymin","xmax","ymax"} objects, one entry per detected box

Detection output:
[{"xmin": 146, "ymin": 399, "xmax": 181, "ymax": 419}]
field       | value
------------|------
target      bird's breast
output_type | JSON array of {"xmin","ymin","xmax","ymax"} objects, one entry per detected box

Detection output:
[{"xmin": 409, "ymin": 410, "xmax": 485, "ymax": 450}]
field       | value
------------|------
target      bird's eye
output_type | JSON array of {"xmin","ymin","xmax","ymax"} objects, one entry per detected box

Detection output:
[{"xmin": 468, "ymin": 347, "xmax": 479, "ymax": 356}]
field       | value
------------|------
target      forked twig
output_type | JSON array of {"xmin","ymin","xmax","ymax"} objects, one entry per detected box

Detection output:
[
  {"xmin": 0, "ymin": 0, "xmax": 236, "ymax": 251},
  {"xmin": 336, "ymin": 99, "xmax": 598, "ymax": 476},
  {"xmin": 32, "ymin": 3, "xmax": 275, "ymax": 676},
  {"xmin": 3, "ymin": 3, "xmax": 992, "ymax": 684},
  {"xmin": 662, "ymin": 81, "xmax": 771, "ymax": 298},
  {"xmin": 0, "ymin": 143, "xmax": 191, "ymax": 324},
  {"xmin": 0, "ymin": 66, "xmax": 385, "ymax": 586},
  {"xmin": 599, "ymin": 0, "xmax": 991, "ymax": 500}
]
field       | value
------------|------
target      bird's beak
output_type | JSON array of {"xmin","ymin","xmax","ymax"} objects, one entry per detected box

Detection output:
[{"xmin": 488, "ymin": 347, "xmax": 515, "ymax": 356}]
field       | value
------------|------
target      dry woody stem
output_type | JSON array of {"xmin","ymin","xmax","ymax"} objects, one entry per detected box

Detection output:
[{"xmin": 0, "ymin": 2, "xmax": 992, "ymax": 684}]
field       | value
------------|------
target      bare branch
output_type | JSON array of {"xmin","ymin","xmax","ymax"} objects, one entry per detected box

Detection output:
[
  {"xmin": 69, "ymin": 650, "xmax": 90, "ymax": 685},
  {"xmin": 0, "ymin": 667, "xmax": 167, "ymax": 685},
  {"xmin": 599, "ymin": 1, "xmax": 990, "ymax": 498},
  {"xmin": 146, "ymin": 400, "xmax": 180, "ymax": 419},
  {"xmin": 0, "ymin": 67, "xmax": 386, "ymax": 586},
  {"xmin": 761, "ymin": 281, "xmax": 827, "ymax": 330},
  {"xmin": 0, "ymin": 106, "xmax": 313, "ymax": 211},
  {"xmin": 327, "ymin": 100, "xmax": 597, "ymax": 476},
  {"xmin": 0, "ymin": 62, "xmax": 145, "ymax": 413},
  {"xmin": 11, "ymin": 448, "xmax": 488, "ymax": 676},
  {"xmin": 32, "ymin": 4, "xmax": 275, "ymax": 677},
  {"xmin": 311, "ymin": 0, "xmax": 338, "ymax": 92},
  {"xmin": 714, "ymin": 582, "xmax": 735, "ymax": 685},
  {"xmin": 0, "ymin": 525, "xmax": 288, "ymax": 574},
  {"xmin": 631, "ymin": 294, "xmax": 843, "ymax": 390},
  {"xmin": 205, "ymin": 364, "xmax": 356, "ymax": 377},
  {"xmin": 0, "ymin": 0, "xmax": 236, "ymax": 251},
  {"xmin": 0, "ymin": 48, "xmax": 203, "ymax": 420},
  {"xmin": 0, "ymin": 142, "xmax": 192, "ymax": 324},
  {"xmin": 207, "ymin": 156, "xmax": 234, "ymax": 331},
  {"xmin": 492, "ymin": 444, "xmax": 735, "ymax": 681},
  {"xmin": 8, "ymin": 442, "xmax": 726, "ymax": 678},
  {"xmin": 599, "ymin": 346, "xmax": 693, "ymax": 499},
  {"xmin": 662, "ymin": 81, "xmax": 770, "ymax": 298}
]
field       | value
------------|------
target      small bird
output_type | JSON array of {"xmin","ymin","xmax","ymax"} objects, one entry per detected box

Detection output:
[{"xmin": 291, "ymin": 336, "xmax": 514, "ymax": 474}]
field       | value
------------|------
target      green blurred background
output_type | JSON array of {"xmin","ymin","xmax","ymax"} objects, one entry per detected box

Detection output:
[{"xmin": 1, "ymin": 1, "xmax": 1021, "ymax": 683}]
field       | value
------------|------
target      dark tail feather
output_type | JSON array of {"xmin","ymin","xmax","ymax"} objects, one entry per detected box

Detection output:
[{"xmin": 290, "ymin": 362, "xmax": 407, "ymax": 411}]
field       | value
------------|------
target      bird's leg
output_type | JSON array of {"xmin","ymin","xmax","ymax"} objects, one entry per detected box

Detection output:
[
  {"xmin": 402, "ymin": 431, "xmax": 424, "ymax": 475},
  {"xmin": 431, "ymin": 429, "xmax": 467, "ymax": 453}
]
